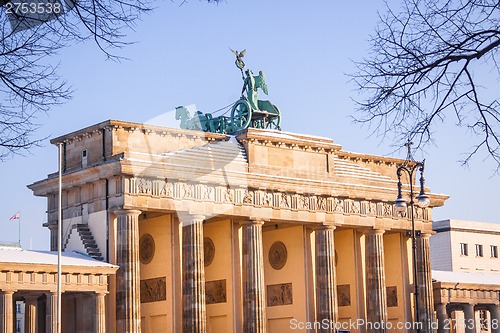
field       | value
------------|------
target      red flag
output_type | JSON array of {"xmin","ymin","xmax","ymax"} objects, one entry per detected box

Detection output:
[{"xmin": 9, "ymin": 212, "xmax": 19, "ymax": 221}]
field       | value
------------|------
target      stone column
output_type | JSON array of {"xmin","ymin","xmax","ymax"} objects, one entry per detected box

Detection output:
[
  {"xmin": 463, "ymin": 304, "xmax": 475, "ymax": 333},
  {"xmin": 489, "ymin": 304, "xmax": 500, "ymax": 333},
  {"xmin": 241, "ymin": 219, "xmax": 266, "ymax": 333},
  {"xmin": 0, "ymin": 290, "xmax": 15, "ymax": 333},
  {"xmin": 46, "ymin": 292, "xmax": 57, "ymax": 333},
  {"xmin": 75, "ymin": 294, "xmax": 85, "ymax": 332},
  {"xmin": 365, "ymin": 229, "xmax": 388, "ymax": 333},
  {"xmin": 417, "ymin": 232, "xmax": 436, "ymax": 332},
  {"xmin": 436, "ymin": 303, "xmax": 449, "ymax": 333},
  {"xmin": 182, "ymin": 214, "xmax": 207, "ymax": 333},
  {"xmin": 95, "ymin": 292, "xmax": 107, "ymax": 333},
  {"xmin": 115, "ymin": 209, "xmax": 142, "ymax": 333},
  {"xmin": 24, "ymin": 296, "xmax": 38, "ymax": 333},
  {"xmin": 48, "ymin": 223, "xmax": 58, "ymax": 251},
  {"xmin": 315, "ymin": 224, "xmax": 337, "ymax": 332}
]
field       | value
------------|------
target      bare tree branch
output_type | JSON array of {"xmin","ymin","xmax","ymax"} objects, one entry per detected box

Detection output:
[
  {"xmin": 0, "ymin": 0, "xmax": 221, "ymax": 160},
  {"xmin": 351, "ymin": 0, "xmax": 500, "ymax": 170}
]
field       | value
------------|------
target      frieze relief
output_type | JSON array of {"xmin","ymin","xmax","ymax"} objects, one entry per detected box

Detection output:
[
  {"xmin": 267, "ymin": 283, "xmax": 293, "ymax": 307},
  {"xmin": 242, "ymin": 190, "xmax": 253, "ymax": 204},
  {"xmin": 124, "ymin": 177, "xmax": 430, "ymax": 220},
  {"xmin": 317, "ymin": 196, "xmax": 327, "ymax": 211},
  {"xmin": 280, "ymin": 193, "xmax": 291, "ymax": 208},
  {"xmin": 206, "ymin": 280, "xmax": 227, "ymax": 304},
  {"xmin": 337, "ymin": 284, "xmax": 351, "ymax": 307},
  {"xmin": 386, "ymin": 286, "xmax": 398, "ymax": 307},
  {"xmin": 140, "ymin": 277, "xmax": 167, "ymax": 303}
]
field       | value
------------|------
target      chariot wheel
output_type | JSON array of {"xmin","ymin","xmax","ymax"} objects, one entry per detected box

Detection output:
[
  {"xmin": 265, "ymin": 104, "xmax": 282, "ymax": 130},
  {"xmin": 230, "ymin": 99, "xmax": 252, "ymax": 132}
]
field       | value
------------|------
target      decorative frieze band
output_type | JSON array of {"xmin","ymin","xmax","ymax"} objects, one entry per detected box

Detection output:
[{"xmin": 125, "ymin": 177, "xmax": 429, "ymax": 221}]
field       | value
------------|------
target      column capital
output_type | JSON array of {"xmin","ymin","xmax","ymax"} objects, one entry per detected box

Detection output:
[
  {"xmin": 178, "ymin": 212, "xmax": 206, "ymax": 226},
  {"xmin": 419, "ymin": 231, "xmax": 433, "ymax": 238},
  {"xmin": 241, "ymin": 218, "xmax": 266, "ymax": 226},
  {"xmin": 314, "ymin": 223, "xmax": 336, "ymax": 231},
  {"xmin": 112, "ymin": 208, "xmax": 142, "ymax": 217},
  {"xmin": 363, "ymin": 228, "xmax": 386, "ymax": 235},
  {"xmin": 0, "ymin": 289, "xmax": 16, "ymax": 295},
  {"xmin": 190, "ymin": 214, "xmax": 206, "ymax": 221}
]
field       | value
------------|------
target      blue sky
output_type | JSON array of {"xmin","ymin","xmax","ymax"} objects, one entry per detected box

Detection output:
[{"xmin": 1, "ymin": 0, "xmax": 498, "ymax": 249}]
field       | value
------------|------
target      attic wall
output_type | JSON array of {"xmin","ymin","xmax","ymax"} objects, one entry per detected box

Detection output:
[
  {"xmin": 63, "ymin": 130, "xmax": 107, "ymax": 173},
  {"xmin": 58, "ymin": 123, "xmax": 228, "ymax": 173},
  {"xmin": 247, "ymin": 144, "xmax": 330, "ymax": 179}
]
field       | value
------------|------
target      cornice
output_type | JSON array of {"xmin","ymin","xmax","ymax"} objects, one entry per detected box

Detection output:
[
  {"xmin": 50, "ymin": 120, "xmax": 228, "ymax": 145},
  {"xmin": 335, "ymin": 150, "xmax": 410, "ymax": 166},
  {"xmin": 0, "ymin": 262, "xmax": 118, "ymax": 275},
  {"xmin": 236, "ymin": 128, "xmax": 342, "ymax": 152}
]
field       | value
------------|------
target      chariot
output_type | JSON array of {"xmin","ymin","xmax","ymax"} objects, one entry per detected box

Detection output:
[
  {"xmin": 175, "ymin": 50, "xmax": 281, "ymax": 135},
  {"xmin": 229, "ymin": 69, "xmax": 281, "ymax": 132}
]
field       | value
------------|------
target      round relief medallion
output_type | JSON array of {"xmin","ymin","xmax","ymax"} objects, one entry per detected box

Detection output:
[
  {"xmin": 269, "ymin": 241, "xmax": 287, "ymax": 270},
  {"xmin": 139, "ymin": 234, "xmax": 155, "ymax": 264},
  {"xmin": 204, "ymin": 237, "xmax": 215, "ymax": 267}
]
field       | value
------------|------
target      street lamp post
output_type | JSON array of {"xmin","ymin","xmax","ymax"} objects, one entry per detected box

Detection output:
[{"xmin": 394, "ymin": 142, "xmax": 430, "ymax": 333}]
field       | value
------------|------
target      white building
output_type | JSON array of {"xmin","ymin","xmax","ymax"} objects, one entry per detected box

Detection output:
[
  {"xmin": 431, "ymin": 219, "xmax": 500, "ymax": 274},
  {"xmin": 15, "ymin": 301, "xmax": 24, "ymax": 333},
  {"xmin": 431, "ymin": 219, "xmax": 500, "ymax": 333}
]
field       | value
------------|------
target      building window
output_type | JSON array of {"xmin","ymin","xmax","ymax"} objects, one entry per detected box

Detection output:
[
  {"xmin": 16, "ymin": 319, "xmax": 21, "ymax": 333},
  {"xmin": 460, "ymin": 243, "xmax": 468, "ymax": 256},
  {"xmin": 16, "ymin": 303, "xmax": 21, "ymax": 313},
  {"xmin": 82, "ymin": 149, "xmax": 88, "ymax": 167},
  {"xmin": 479, "ymin": 309, "xmax": 488, "ymax": 331},
  {"xmin": 491, "ymin": 245, "xmax": 498, "ymax": 258},
  {"xmin": 476, "ymin": 244, "xmax": 484, "ymax": 257}
]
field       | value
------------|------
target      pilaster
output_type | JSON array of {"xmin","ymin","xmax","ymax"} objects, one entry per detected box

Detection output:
[
  {"xmin": 489, "ymin": 304, "xmax": 500, "ymax": 333},
  {"xmin": 24, "ymin": 296, "xmax": 38, "ymax": 333},
  {"xmin": 0, "ymin": 290, "xmax": 15, "ymax": 333},
  {"xmin": 181, "ymin": 214, "xmax": 207, "ymax": 333},
  {"xmin": 115, "ymin": 209, "xmax": 142, "ymax": 333},
  {"xmin": 241, "ymin": 219, "xmax": 266, "ymax": 333},
  {"xmin": 95, "ymin": 292, "xmax": 107, "ymax": 333},
  {"xmin": 436, "ymin": 303, "xmax": 449, "ymax": 333},
  {"xmin": 45, "ymin": 292, "xmax": 57, "ymax": 333},
  {"xmin": 315, "ymin": 224, "xmax": 337, "ymax": 332},
  {"xmin": 75, "ymin": 294, "xmax": 85, "ymax": 332},
  {"xmin": 463, "ymin": 303, "xmax": 475, "ymax": 333},
  {"xmin": 48, "ymin": 223, "xmax": 57, "ymax": 251},
  {"xmin": 417, "ymin": 232, "xmax": 436, "ymax": 333},
  {"xmin": 365, "ymin": 228, "xmax": 388, "ymax": 333}
]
